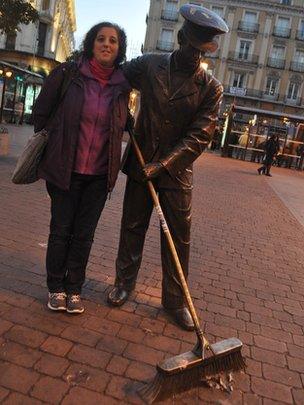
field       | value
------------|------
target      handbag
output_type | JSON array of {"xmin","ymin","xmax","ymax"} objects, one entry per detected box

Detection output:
[{"xmin": 11, "ymin": 62, "xmax": 77, "ymax": 184}]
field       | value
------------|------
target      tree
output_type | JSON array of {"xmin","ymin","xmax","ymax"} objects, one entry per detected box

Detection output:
[{"xmin": 0, "ymin": 0, "xmax": 39, "ymax": 35}]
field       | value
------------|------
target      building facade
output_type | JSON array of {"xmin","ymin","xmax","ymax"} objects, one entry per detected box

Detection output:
[
  {"xmin": 143, "ymin": 0, "xmax": 304, "ymax": 116},
  {"xmin": 0, "ymin": 0, "xmax": 76, "ymax": 124}
]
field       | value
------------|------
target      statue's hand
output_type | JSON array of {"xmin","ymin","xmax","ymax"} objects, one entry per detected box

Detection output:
[{"xmin": 143, "ymin": 162, "xmax": 165, "ymax": 180}]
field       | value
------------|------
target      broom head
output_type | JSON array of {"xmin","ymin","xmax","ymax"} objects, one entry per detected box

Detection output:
[{"xmin": 138, "ymin": 337, "xmax": 245, "ymax": 403}]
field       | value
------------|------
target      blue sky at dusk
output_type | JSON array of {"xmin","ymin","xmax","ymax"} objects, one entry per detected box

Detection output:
[{"xmin": 75, "ymin": 0, "xmax": 150, "ymax": 59}]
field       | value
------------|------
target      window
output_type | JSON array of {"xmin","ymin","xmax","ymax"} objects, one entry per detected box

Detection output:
[
  {"xmin": 158, "ymin": 29, "xmax": 174, "ymax": 51},
  {"xmin": 271, "ymin": 45, "xmax": 285, "ymax": 59},
  {"xmin": 274, "ymin": 16, "xmax": 291, "ymax": 37},
  {"xmin": 238, "ymin": 41, "xmax": 252, "ymax": 60},
  {"xmin": 42, "ymin": 0, "xmax": 50, "ymax": 10},
  {"xmin": 298, "ymin": 20, "xmax": 304, "ymax": 40},
  {"xmin": 295, "ymin": 50, "xmax": 304, "ymax": 63},
  {"xmin": 232, "ymin": 72, "xmax": 246, "ymax": 88},
  {"xmin": 265, "ymin": 77, "xmax": 279, "ymax": 95},
  {"xmin": 287, "ymin": 82, "xmax": 300, "ymax": 100},
  {"xmin": 162, "ymin": 0, "xmax": 178, "ymax": 21},
  {"xmin": 277, "ymin": 16, "xmax": 290, "ymax": 29},
  {"xmin": 244, "ymin": 11, "xmax": 257, "ymax": 23},
  {"xmin": 280, "ymin": 0, "xmax": 291, "ymax": 4},
  {"xmin": 37, "ymin": 22, "xmax": 48, "ymax": 56},
  {"xmin": 211, "ymin": 6, "xmax": 224, "ymax": 18},
  {"xmin": 5, "ymin": 32, "xmax": 16, "ymax": 50}
]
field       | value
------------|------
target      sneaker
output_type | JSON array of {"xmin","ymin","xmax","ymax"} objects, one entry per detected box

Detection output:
[
  {"xmin": 66, "ymin": 294, "xmax": 84, "ymax": 314},
  {"xmin": 47, "ymin": 292, "xmax": 67, "ymax": 311}
]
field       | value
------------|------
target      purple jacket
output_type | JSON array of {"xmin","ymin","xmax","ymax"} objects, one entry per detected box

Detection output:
[{"xmin": 33, "ymin": 61, "xmax": 131, "ymax": 191}]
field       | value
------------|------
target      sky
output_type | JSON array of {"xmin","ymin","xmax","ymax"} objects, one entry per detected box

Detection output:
[{"xmin": 74, "ymin": 0, "xmax": 150, "ymax": 59}]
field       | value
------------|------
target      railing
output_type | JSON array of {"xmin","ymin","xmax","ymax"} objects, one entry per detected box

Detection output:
[
  {"xmin": 156, "ymin": 40, "xmax": 174, "ymax": 52},
  {"xmin": 267, "ymin": 57, "xmax": 286, "ymax": 69},
  {"xmin": 228, "ymin": 51, "xmax": 259, "ymax": 64},
  {"xmin": 224, "ymin": 87, "xmax": 303, "ymax": 106},
  {"xmin": 284, "ymin": 96, "xmax": 303, "ymax": 106},
  {"xmin": 296, "ymin": 30, "xmax": 304, "ymax": 41},
  {"xmin": 273, "ymin": 26, "xmax": 291, "ymax": 38},
  {"xmin": 290, "ymin": 61, "xmax": 304, "ymax": 72},
  {"xmin": 238, "ymin": 21, "xmax": 259, "ymax": 33},
  {"xmin": 161, "ymin": 9, "xmax": 178, "ymax": 21}
]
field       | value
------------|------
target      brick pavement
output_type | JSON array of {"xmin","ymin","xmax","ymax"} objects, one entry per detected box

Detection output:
[{"xmin": 0, "ymin": 131, "xmax": 304, "ymax": 404}]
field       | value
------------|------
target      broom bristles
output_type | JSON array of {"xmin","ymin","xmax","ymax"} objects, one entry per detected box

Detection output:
[{"xmin": 138, "ymin": 349, "xmax": 246, "ymax": 404}]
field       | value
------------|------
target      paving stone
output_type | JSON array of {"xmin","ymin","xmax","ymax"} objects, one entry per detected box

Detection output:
[
  {"xmin": 34, "ymin": 352, "xmax": 70, "ymax": 377},
  {"xmin": 2, "ymin": 392, "xmax": 43, "ymax": 405},
  {"xmin": 64, "ymin": 363, "xmax": 110, "ymax": 393},
  {"xmin": 0, "ymin": 340, "xmax": 42, "ymax": 368},
  {"xmin": 40, "ymin": 335, "xmax": 73, "ymax": 356},
  {"xmin": 262, "ymin": 363, "xmax": 302, "ymax": 388},
  {"xmin": 4, "ymin": 324, "xmax": 47, "ymax": 348},
  {"xmin": 251, "ymin": 376, "xmax": 293, "ymax": 403},
  {"xmin": 106, "ymin": 354, "xmax": 130, "ymax": 375},
  {"xmin": 68, "ymin": 344, "xmax": 111, "ymax": 369},
  {"xmin": 31, "ymin": 376, "xmax": 69, "ymax": 404},
  {"xmin": 62, "ymin": 387, "xmax": 117, "ymax": 405},
  {"xmin": 61, "ymin": 325, "xmax": 101, "ymax": 347},
  {"xmin": 0, "ymin": 387, "xmax": 10, "ymax": 402},
  {"xmin": 0, "ymin": 361, "xmax": 40, "ymax": 394}
]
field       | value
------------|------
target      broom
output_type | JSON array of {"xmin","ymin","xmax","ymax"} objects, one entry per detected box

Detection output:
[{"xmin": 126, "ymin": 122, "xmax": 246, "ymax": 403}]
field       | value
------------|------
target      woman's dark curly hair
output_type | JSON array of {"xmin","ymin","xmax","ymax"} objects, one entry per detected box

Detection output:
[{"xmin": 82, "ymin": 22, "xmax": 127, "ymax": 66}]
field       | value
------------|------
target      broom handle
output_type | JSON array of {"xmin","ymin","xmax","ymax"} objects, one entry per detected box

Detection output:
[{"xmin": 127, "ymin": 125, "xmax": 212, "ymax": 355}]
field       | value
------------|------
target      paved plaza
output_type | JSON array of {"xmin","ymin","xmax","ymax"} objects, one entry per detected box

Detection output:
[{"xmin": 0, "ymin": 125, "xmax": 303, "ymax": 404}]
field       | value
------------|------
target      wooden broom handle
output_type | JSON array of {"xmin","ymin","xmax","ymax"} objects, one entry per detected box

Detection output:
[{"xmin": 127, "ymin": 125, "xmax": 211, "ymax": 352}]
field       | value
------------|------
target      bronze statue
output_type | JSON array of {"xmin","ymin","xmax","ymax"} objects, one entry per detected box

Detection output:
[{"xmin": 107, "ymin": 4, "xmax": 228, "ymax": 330}]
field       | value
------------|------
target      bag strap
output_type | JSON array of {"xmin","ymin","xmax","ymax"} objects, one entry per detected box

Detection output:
[{"xmin": 46, "ymin": 62, "xmax": 78, "ymax": 127}]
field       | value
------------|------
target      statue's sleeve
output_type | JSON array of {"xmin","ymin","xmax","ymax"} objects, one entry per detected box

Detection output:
[
  {"xmin": 159, "ymin": 80, "xmax": 223, "ymax": 177},
  {"xmin": 122, "ymin": 55, "xmax": 150, "ymax": 90}
]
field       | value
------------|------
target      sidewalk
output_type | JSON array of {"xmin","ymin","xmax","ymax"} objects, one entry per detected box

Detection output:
[{"xmin": 0, "ymin": 130, "xmax": 303, "ymax": 404}]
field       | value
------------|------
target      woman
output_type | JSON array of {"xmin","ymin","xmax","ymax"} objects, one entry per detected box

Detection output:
[
  {"xmin": 33, "ymin": 22, "xmax": 131, "ymax": 314},
  {"xmin": 257, "ymin": 134, "xmax": 280, "ymax": 176}
]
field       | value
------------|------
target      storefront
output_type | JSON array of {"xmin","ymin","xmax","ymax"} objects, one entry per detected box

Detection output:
[
  {"xmin": 0, "ymin": 60, "xmax": 43, "ymax": 125},
  {"xmin": 221, "ymin": 105, "xmax": 304, "ymax": 170}
]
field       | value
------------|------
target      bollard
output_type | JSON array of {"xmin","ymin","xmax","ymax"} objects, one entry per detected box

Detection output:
[{"xmin": 0, "ymin": 126, "xmax": 9, "ymax": 156}]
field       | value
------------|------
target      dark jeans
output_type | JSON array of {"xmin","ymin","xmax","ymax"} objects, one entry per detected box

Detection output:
[
  {"xmin": 46, "ymin": 173, "xmax": 108, "ymax": 294},
  {"xmin": 115, "ymin": 177, "xmax": 191, "ymax": 309}
]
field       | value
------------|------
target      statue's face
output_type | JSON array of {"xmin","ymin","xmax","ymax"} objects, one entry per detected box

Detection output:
[{"xmin": 179, "ymin": 40, "xmax": 201, "ymax": 60}]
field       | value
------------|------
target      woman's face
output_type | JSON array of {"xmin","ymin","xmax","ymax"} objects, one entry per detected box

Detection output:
[{"xmin": 93, "ymin": 27, "xmax": 119, "ymax": 67}]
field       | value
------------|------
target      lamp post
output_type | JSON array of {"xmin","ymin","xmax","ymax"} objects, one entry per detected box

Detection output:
[{"xmin": 0, "ymin": 69, "xmax": 13, "ymax": 123}]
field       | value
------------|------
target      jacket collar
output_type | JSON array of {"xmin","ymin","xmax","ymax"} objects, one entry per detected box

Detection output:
[
  {"xmin": 78, "ymin": 57, "xmax": 131, "ymax": 93},
  {"xmin": 155, "ymin": 52, "xmax": 206, "ymax": 101}
]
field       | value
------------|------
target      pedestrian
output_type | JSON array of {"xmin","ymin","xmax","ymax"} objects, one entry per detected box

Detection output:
[
  {"xmin": 236, "ymin": 127, "xmax": 249, "ymax": 159},
  {"xmin": 107, "ymin": 4, "xmax": 228, "ymax": 331},
  {"xmin": 296, "ymin": 143, "xmax": 304, "ymax": 170},
  {"xmin": 257, "ymin": 134, "xmax": 280, "ymax": 176},
  {"xmin": 33, "ymin": 22, "xmax": 131, "ymax": 314}
]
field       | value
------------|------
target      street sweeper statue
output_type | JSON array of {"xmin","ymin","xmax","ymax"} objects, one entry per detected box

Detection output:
[
  {"xmin": 107, "ymin": 3, "xmax": 228, "ymax": 331},
  {"xmin": 108, "ymin": 4, "xmax": 246, "ymax": 402}
]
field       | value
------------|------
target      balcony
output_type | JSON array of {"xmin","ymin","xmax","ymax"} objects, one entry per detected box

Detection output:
[
  {"xmin": 296, "ymin": 30, "xmax": 304, "ymax": 41},
  {"xmin": 238, "ymin": 21, "xmax": 259, "ymax": 33},
  {"xmin": 161, "ymin": 9, "xmax": 178, "ymax": 21},
  {"xmin": 290, "ymin": 61, "xmax": 304, "ymax": 72},
  {"xmin": 156, "ymin": 40, "xmax": 174, "ymax": 52},
  {"xmin": 284, "ymin": 96, "xmax": 303, "ymax": 106},
  {"xmin": 224, "ymin": 87, "xmax": 281, "ymax": 102},
  {"xmin": 228, "ymin": 52, "xmax": 259, "ymax": 64},
  {"xmin": 267, "ymin": 57, "xmax": 285, "ymax": 69},
  {"xmin": 273, "ymin": 26, "xmax": 291, "ymax": 38}
]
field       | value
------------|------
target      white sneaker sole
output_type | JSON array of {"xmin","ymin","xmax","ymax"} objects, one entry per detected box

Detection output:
[
  {"xmin": 47, "ymin": 302, "xmax": 66, "ymax": 311},
  {"xmin": 66, "ymin": 308, "xmax": 84, "ymax": 314}
]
